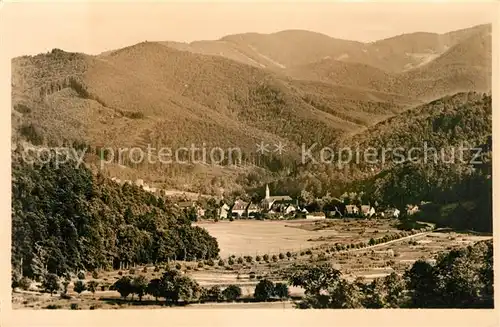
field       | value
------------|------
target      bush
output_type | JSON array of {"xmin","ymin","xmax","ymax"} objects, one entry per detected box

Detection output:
[
  {"xmin": 274, "ymin": 283, "xmax": 289, "ymax": 300},
  {"xmin": 305, "ymin": 250, "xmax": 312, "ymax": 255},
  {"xmin": 46, "ymin": 304, "xmax": 62, "ymax": 309},
  {"xmin": 245, "ymin": 256, "xmax": 253, "ymax": 263},
  {"xmin": 249, "ymin": 272, "xmax": 256, "ymax": 279},
  {"xmin": 142, "ymin": 266, "xmax": 148, "ymax": 273},
  {"xmin": 91, "ymin": 271, "xmax": 99, "ymax": 279},
  {"xmin": 255, "ymin": 255, "xmax": 262, "ymax": 262},
  {"xmin": 271, "ymin": 255, "xmax": 278, "ymax": 262},
  {"xmin": 197, "ymin": 261, "xmax": 204, "ymax": 268},
  {"xmin": 118, "ymin": 271, "xmax": 123, "ymax": 276},
  {"xmin": 263, "ymin": 254, "xmax": 269, "ymax": 261},
  {"xmin": 206, "ymin": 285, "xmax": 224, "ymax": 302},
  {"xmin": 87, "ymin": 280, "xmax": 99, "ymax": 294},
  {"xmin": 42, "ymin": 273, "xmax": 60, "ymax": 295},
  {"xmin": 70, "ymin": 303, "xmax": 79, "ymax": 310},
  {"xmin": 237, "ymin": 257, "xmax": 244, "ymax": 264},
  {"xmin": 175, "ymin": 263, "xmax": 182, "ymax": 270},
  {"xmin": 77, "ymin": 271, "xmax": 86, "ymax": 280},
  {"xmin": 154, "ymin": 266, "xmax": 160, "ymax": 272},
  {"xmin": 113, "ymin": 276, "xmax": 133, "ymax": 299},
  {"xmin": 206, "ymin": 259, "xmax": 215, "ymax": 266},
  {"xmin": 222, "ymin": 284, "xmax": 242, "ymax": 301},
  {"xmin": 218, "ymin": 259, "xmax": 225, "ymax": 267},
  {"xmin": 74, "ymin": 280, "xmax": 87, "ymax": 294},
  {"xmin": 286, "ymin": 251, "xmax": 292, "ymax": 258},
  {"xmin": 18, "ymin": 277, "xmax": 32, "ymax": 291},
  {"xmin": 279, "ymin": 253, "xmax": 285, "ymax": 260},
  {"xmin": 60, "ymin": 293, "xmax": 72, "ymax": 300},
  {"xmin": 254, "ymin": 279, "xmax": 275, "ymax": 302},
  {"xmin": 129, "ymin": 268, "xmax": 136, "ymax": 275},
  {"xmin": 227, "ymin": 257, "xmax": 234, "ymax": 265}
]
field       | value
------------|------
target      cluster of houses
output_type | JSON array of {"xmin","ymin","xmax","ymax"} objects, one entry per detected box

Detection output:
[
  {"xmin": 174, "ymin": 184, "xmax": 421, "ymax": 221},
  {"xmin": 111, "ymin": 178, "xmax": 421, "ymax": 221}
]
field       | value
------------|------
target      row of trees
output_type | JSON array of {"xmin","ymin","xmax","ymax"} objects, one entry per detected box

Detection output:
[
  {"xmin": 288, "ymin": 240, "xmax": 493, "ymax": 308},
  {"xmin": 11, "ymin": 149, "xmax": 220, "ymax": 279},
  {"xmin": 15, "ymin": 267, "xmax": 290, "ymax": 305}
]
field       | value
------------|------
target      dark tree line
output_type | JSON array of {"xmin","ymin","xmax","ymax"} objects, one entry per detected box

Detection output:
[{"xmin": 11, "ymin": 149, "xmax": 219, "ymax": 280}]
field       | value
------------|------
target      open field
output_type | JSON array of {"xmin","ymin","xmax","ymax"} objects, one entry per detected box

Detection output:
[
  {"xmin": 194, "ymin": 218, "xmax": 402, "ymax": 257},
  {"xmin": 13, "ymin": 219, "xmax": 492, "ymax": 309}
]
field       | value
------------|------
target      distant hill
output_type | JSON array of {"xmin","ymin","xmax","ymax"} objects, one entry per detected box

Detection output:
[
  {"xmin": 158, "ymin": 24, "xmax": 491, "ymax": 74},
  {"xmin": 11, "ymin": 24, "xmax": 492, "ymax": 194}
]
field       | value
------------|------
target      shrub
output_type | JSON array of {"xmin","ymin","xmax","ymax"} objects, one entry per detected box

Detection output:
[
  {"xmin": 255, "ymin": 255, "xmax": 262, "ymax": 262},
  {"xmin": 92, "ymin": 271, "xmax": 99, "ymax": 279},
  {"xmin": 74, "ymin": 280, "xmax": 87, "ymax": 294},
  {"xmin": 154, "ymin": 266, "xmax": 160, "ymax": 272},
  {"xmin": 286, "ymin": 251, "xmax": 292, "ymax": 258},
  {"xmin": 271, "ymin": 255, "xmax": 278, "ymax": 262},
  {"xmin": 222, "ymin": 284, "xmax": 242, "ymax": 302},
  {"xmin": 279, "ymin": 253, "xmax": 285, "ymax": 260},
  {"xmin": 18, "ymin": 277, "xmax": 32, "ymax": 291},
  {"xmin": 42, "ymin": 273, "xmax": 60, "ymax": 295},
  {"xmin": 113, "ymin": 276, "xmax": 133, "ymax": 299},
  {"xmin": 305, "ymin": 250, "xmax": 312, "ymax": 255},
  {"xmin": 249, "ymin": 272, "xmax": 256, "ymax": 279},
  {"xmin": 142, "ymin": 266, "xmax": 148, "ymax": 273},
  {"xmin": 197, "ymin": 261, "xmax": 204, "ymax": 268},
  {"xmin": 237, "ymin": 257, "xmax": 244, "ymax": 264},
  {"xmin": 206, "ymin": 285, "xmax": 224, "ymax": 302},
  {"xmin": 46, "ymin": 304, "xmax": 62, "ymax": 309},
  {"xmin": 254, "ymin": 279, "xmax": 275, "ymax": 302},
  {"xmin": 206, "ymin": 259, "xmax": 215, "ymax": 266},
  {"xmin": 87, "ymin": 280, "xmax": 99, "ymax": 294},
  {"xmin": 14, "ymin": 103, "xmax": 32, "ymax": 114},
  {"xmin": 245, "ymin": 256, "xmax": 253, "ymax": 263},
  {"xmin": 77, "ymin": 271, "xmax": 86, "ymax": 280},
  {"xmin": 300, "ymin": 251, "xmax": 305, "ymax": 256},
  {"xmin": 60, "ymin": 293, "xmax": 72, "ymax": 300},
  {"xmin": 70, "ymin": 303, "xmax": 79, "ymax": 310},
  {"xmin": 257, "ymin": 275, "xmax": 262, "ymax": 280},
  {"xmin": 218, "ymin": 259, "xmax": 225, "ymax": 267},
  {"xmin": 263, "ymin": 254, "xmax": 269, "ymax": 261},
  {"xmin": 227, "ymin": 257, "xmax": 234, "ymax": 265},
  {"xmin": 129, "ymin": 268, "xmax": 136, "ymax": 275},
  {"xmin": 175, "ymin": 263, "xmax": 182, "ymax": 270},
  {"xmin": 19, "ymin": 123, "xmax": 43, "ymax": 145},
  {"xmin": 274, "ymin": 283, "xmax": 289, "ymax": 300},
  {"xmin": 62, "ymin": 279, "xmax": 70, "ymax": 294},
  {"xmin": 118, "ymin": 271, "xmax": 123, "ymax": 276}
]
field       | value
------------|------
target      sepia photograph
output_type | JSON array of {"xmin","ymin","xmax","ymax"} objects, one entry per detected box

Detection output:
[{"xmin": 3, "ymin": 0, "xmax": 497, "ymax": 319}]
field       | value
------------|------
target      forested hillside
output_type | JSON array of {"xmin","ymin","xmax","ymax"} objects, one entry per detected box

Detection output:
[{"xmin": 11, "ymin": 148, "xmax": 219, "ymax": 279}]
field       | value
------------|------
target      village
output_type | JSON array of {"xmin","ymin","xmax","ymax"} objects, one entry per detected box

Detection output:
[{"xmin": 113, "ymin": 178, "xmax": 420, "ymax": 222}]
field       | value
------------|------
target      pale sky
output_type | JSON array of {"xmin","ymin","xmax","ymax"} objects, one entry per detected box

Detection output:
[{"xmin": 1, "ymin": 1, "xmax": 498, "ymax": 58}]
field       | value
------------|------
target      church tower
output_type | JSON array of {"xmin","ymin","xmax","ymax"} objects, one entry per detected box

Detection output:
[{"xmin": 265, "ymin": 184, "xmax": 270, "ymax": 200}]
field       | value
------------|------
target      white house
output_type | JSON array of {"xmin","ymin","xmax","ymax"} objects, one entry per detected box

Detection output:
[
  {"xmin": 232, "ymin": 200, "xmax": 248, "ymax": 217},
  {"xmin": 219, "ymin": 203, "xmax": 230, "ymax": 219},
  {"xmin": 406, "ymin": 205, "xmax": 419, "ymax": 216},
  {"xmin": 361, "ymin": 205, "xmax": 376, "ymax": 218},
  {"xmin": 346, "ymin": 205, "xmax": 359, "ymax": 215},
  {"xmin": 385, "ymin": 208, "xmax": 400, "ymax": 218}
]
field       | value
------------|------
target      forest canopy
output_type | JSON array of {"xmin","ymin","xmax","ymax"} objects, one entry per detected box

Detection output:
[{"xmin": 11, "ymin": 149, "xmax": 219, "ymax": 279}]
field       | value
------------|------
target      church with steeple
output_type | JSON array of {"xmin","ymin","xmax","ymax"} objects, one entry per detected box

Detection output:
[{"xmin": 263, "ymin": 183, "xmax": 293, "ymax": 210}]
